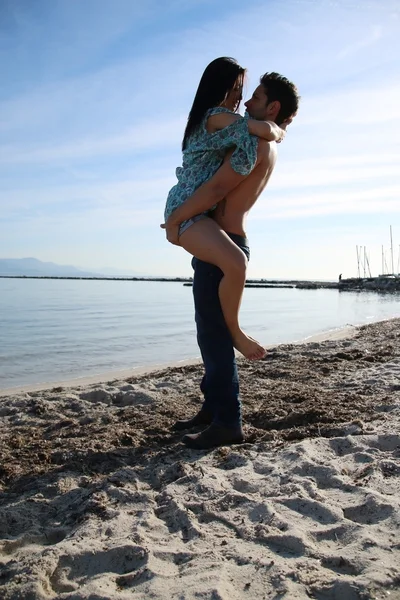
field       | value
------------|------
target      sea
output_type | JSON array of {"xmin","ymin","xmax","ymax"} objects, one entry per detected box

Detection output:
[{"xmin": 1, "ymin": 278, "xmax": 399, "ymax": 391}]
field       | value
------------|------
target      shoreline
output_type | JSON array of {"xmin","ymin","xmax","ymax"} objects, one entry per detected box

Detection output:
[
  {"xmin": 0, "ymin": 324, "xmax": 356, "ymax": 398},
  {"xmin": 3, "ymin": 274, "xmax": 400, "ymax": 292}
]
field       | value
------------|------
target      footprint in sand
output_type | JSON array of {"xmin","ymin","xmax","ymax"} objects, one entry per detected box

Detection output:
[
  {"xmin": 343, "ymin": 497, "xmax": 394, "ymax": 525},
  {"xmin": 255, "ymin": 531, "xmax": 307, "ymax": 557},
  {"xmin": 49, "ymin": 544, "xmax": 148, "ymax": 594},
  {"xmin": 278, "ymin": 497, "xmax": 342, "ymax": 525},
  {"xmin": 311, "ymin": 579, "xmax": 366, "ymax": 600},
  {"xmin": 155, "ymin": 492, "xmax": 201, "ymax": 541},
  {"xmin": 320, "ymin": 554, "xmax": 365, "ymax": 576},
  {"xmin": 310, "ymin": 522, "xmax": 359, "ymax": 547},
  {"xmin": 0, "ymin": 528, "xmax": 68, "ymax": 555}
]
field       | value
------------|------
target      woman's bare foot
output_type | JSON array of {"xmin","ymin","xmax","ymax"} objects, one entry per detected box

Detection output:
[
  {"xmin": 233, "ymin": 330, "xmax": 266, "ymax": 360},
  {"xmin": 248, "ymin": 334, "xmax": 268, "ymax": 360}
]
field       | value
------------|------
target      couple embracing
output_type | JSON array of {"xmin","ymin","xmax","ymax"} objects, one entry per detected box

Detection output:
[{"xmin": 162, "ymin": 57, "xmax": 300, "ymax": 450}]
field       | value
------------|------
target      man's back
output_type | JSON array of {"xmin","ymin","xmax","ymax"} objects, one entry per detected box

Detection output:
[{"xmin": 213, "ymin": 140, "xmax": 278, "ymax": 236}]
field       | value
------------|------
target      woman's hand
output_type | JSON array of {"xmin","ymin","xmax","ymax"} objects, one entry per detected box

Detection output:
[
  {"xmin": 275, "ymin": 116, "xmax": 294, "ymax": 143},
  {"xmin": 160, "ymin": 220, "xmax": 180, "ymax": 245},
  {"xmin": 280, "ymin": 115, "xmax": 294, "ymax": 130},
  {"xmin": 275, "ymin": 125, "xmax": 286, "ymax": 143}
]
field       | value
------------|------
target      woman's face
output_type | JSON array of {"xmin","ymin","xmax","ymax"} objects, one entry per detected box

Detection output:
[{"xmin": 223, "ymin": 74, "xmax": 244, "ymax": 112}]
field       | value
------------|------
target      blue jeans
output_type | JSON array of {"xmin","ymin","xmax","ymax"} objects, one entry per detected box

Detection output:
[{"xmin": 192, "ymin": 233, "xmax": 250, "ymax": 427}]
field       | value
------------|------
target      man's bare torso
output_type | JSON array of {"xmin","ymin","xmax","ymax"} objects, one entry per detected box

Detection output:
[{"xmin": 212, "ymin": 140, "xmax": 278, "ymax": 236}]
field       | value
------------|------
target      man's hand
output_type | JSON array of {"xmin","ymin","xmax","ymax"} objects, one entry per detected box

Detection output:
[{"xmin": 160, "ymin": 220, "xmax": 180, "ymax": 246}]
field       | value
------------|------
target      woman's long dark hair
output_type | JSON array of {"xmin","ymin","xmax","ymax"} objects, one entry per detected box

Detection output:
[{"xmin": 182, "ymin": 57, "xmax": 245, "ymax": 150}]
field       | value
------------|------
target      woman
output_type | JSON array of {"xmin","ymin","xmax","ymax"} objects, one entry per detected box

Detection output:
[{"xmin": 164, "ymin": 57, "xmax": 287, "ymax": 359}]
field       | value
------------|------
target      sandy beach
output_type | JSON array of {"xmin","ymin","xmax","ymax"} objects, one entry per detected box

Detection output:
[{"xmin": 0, "ymin": 318, "xmax": 399, "ymax": 599}]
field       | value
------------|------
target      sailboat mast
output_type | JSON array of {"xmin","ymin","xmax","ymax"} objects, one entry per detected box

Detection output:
[
  {"xmin": 390, "ymin": 225, "xmax": 394, "ymax": 275},
  {"xmin": 356, "ymin": 245, "xmax": 360, "ymax": 278},
  {"xmin": 363, "ymin": 246, "xmax": 367, "ymax": 278},
  {"xmin": 365, "ymin": 250, "xmax": 372, "ymax": 278}
]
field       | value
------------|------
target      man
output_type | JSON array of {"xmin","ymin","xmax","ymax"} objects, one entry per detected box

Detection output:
[{"xmin": 164, "ymin": 72, "xmax": 300, "ymax": 449}]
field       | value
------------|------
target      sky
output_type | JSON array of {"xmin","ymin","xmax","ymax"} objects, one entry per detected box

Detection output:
[{"xmin": 1, "ymin": 0, "xmax": 399, "ymax": 279}]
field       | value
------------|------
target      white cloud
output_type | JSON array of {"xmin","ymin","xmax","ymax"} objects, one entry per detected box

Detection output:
[
  {"xmin": 253, "ymin": 184, "xmax": 400, "ymax": 220},
  {"xmin": 296, "ymin": 82, "xmax": 400, "ymax": 126},
  {"xmin": 0, "ymin": 172, "xmax": 175, "ymax": 215},
  {"xmin": 270, "ymin": 157, "xmax": 400, "ymax": 190},
  {"xmin": 0, "ymin": 118, "xmax": 184, "ymax": 165},
  {"xmin": 337, "ymin": 25, "xmax": 383, "ymax": 59}
]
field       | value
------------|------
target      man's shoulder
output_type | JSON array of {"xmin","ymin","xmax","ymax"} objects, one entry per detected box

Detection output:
[
  {"xmin": 257, "ymin": 139, "xmax": 278, "ymax": 164},
  {"xmin": 257, "ymin": 139, "xmax": 277, "ymax": 155}
]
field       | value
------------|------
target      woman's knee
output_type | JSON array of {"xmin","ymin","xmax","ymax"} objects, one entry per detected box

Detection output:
[{"xmin": 223, "ymin": 250, "xmax": 248, "ymax": 278}]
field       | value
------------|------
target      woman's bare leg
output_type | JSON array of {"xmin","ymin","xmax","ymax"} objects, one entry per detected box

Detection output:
[{"xmin": 179, "ymin": 217, "xmax": 266, "ymax": 360}]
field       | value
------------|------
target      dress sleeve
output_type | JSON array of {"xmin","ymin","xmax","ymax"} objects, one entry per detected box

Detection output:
[{"xmin": 205, "ymin": 108, "xmax": 259, "ymax": 176}]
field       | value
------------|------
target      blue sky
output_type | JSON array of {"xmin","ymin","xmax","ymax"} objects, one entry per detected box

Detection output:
[{"xmin": 1, "ymin": 0, "xmax": 399, "ymax": 279}]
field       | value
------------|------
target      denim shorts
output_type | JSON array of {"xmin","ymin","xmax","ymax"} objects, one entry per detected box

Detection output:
[{"xmin": 178, "ymin": 213, "xmax": 208, "ymax": 237}]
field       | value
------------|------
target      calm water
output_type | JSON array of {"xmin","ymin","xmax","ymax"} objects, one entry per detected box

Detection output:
[{"xmin": 1, "ymin": 279, "xmax": 399, "ymax": 390}]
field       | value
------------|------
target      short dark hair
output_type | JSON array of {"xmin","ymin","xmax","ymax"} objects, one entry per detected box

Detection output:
[
  {"xmin": 260, "ymin": 72, "xmax": 300, "ymax": 124},
  {"xmin": 182, "ymin": 57, "xmax": 245, "ymax": 150}
]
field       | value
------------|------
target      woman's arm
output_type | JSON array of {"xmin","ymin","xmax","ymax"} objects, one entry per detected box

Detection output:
[
  {"xmin": 207, "ymin": 112, "xmax": 285, "ymax": 142},
  {"xmin": 246, "ymin": 118, "xmax": 285, "ymax": 142}
]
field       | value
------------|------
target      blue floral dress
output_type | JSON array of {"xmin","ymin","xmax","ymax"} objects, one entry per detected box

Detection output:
[{"xmin": 164, "ymin": 107, "xmax": 259, "ymax": 227}]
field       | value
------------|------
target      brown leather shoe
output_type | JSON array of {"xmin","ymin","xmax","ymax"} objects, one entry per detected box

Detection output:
[
  {"xmin": 183, "ymin": 423, "xmax": 244, "ymax": 449},
  {"xmin": 171, "ymin": 409, "xmax": 213, "ymax": 431}
]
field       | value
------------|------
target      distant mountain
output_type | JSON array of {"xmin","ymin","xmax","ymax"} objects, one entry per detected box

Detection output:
[{"xmin": 0, "ymin": 258, "xmax": 144, "ymax": 278}]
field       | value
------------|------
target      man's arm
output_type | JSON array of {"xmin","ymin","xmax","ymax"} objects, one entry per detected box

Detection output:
[
  {"xmin": 166, "ymin": 149, "xmax": 261, "ymax": 226},
  {"xmin": 160, "ymin": 152, "xmax": 246, "ymax": 244}
]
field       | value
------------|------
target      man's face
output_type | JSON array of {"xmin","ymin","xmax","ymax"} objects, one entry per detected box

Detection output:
[
  {"xmin": 245, "ymin": 83, "xmax": 289, "ymax": 124},
  {"xmin": 244, "ymin": 85, "xmax": 271, "ymax": 120}
]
